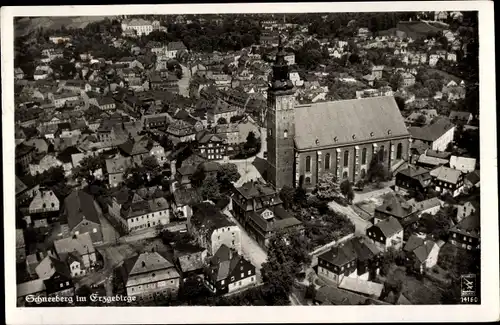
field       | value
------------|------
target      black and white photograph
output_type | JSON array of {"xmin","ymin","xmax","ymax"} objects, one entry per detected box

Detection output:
[{"xmin": 2, "ymin": 2, "xmax": 498, "ymax": 324}]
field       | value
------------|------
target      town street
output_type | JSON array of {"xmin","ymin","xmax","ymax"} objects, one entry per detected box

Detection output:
[
  {"xmin": 178, "ymin": 64, "xmax": 191, "ymax": 98},
  {"xmin": 223, "ymin": 210, "xmax": 267, "ymax": 278}
]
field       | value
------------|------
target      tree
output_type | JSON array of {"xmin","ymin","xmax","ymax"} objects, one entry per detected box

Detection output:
[
  {"xmin": 142, "ymin": 155, "xmax": 160, "ymax": 178},
  {"xmin": 199, "ymin": 175, "xmax": 221, "ymax": 200},
  {"xmin": 312, "ymin": 172, "xmax": 342, "ymax": 201},
  {"xmin": 367, "ymin": 150, "xmax": 387, "ymax": 183},
  {"xmin": 414, "ymin": 114, "xmax": 427, "ymax": 125},
  {"xmin": 394, "ymin": 96, "xmax": 406, "ymax": 111},
  {"xmin": 73, "ymin": 155, "xmax": 103, "ymax": 184},
  {"xmin": 216, "ymin": 163, "xmax": 240, "ymax": 190},
  {"xmin": 261, "ymin": 229, "xmax": 311, "ymax": 296},
  {"xmin": 417, "ymin": 208, "xmax": 453, "ymax": 240},
  {"xmin": 217, "ymin": 117, "xmax": 228, "ymax": 124},
  {"xmin": 340, "ymin": 179, "xmax": 355, "ymax": 203},
  {"xmin": 279, "ymin": 186, "xmax": 296, "ymax": 210}
]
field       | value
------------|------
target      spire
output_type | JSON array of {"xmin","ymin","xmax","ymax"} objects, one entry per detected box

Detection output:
[{"xmin": 270, "ymin": 33, "xmax": 294, "ymax": 91}]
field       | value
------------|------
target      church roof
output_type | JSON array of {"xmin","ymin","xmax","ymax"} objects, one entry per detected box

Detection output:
[{"xmin": 294, "ymin": 96, "xmax": 409, "ymax": 150}]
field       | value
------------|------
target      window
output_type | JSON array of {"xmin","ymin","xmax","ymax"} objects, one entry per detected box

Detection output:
[
  {"xmin": 342, "ymin": 171, "xmax": 348, "ymax": 179},
  {"xmin": 305, "ymin": 156, "xmax": 311, "ymax": 172},
  {"xmin": 231, "ymin": 276, "xmax": 235, "ymax": 281},
  {"xmin": 396, "ymin": 143, "xmax": 403, "ymax": 159},
  {"xmin": 379, "ymin": 146, "xmax": 385, "ymax": 161},
  {"xmin": 239, "ymin": 281, "xmax": 242, "ymax": 286},
  {"xmin": 221, "ymin": 280, "xmax": 225, "ymax": 285},
  {"xmin": 283, "ymin": 129, "xmax": 288, "ymax": 138},
  {"xmin": 251, "ymin": 277, "xmax": 254, "ymax": 282},
  {"xmin": 248, "ymin": 270, "xmax": 251, "ymax": 275},
  {"xmin": 361, "ymin": 148, "xmax": 367, "ymax": 164},
  {"xmin": 241, "ymin": 272, "xmax": 244, "ymax": 278},
  {"xmin": 343, "ymin": 151, "xmax": 349, "ymax": 167},
  {"xmin": 93, "ymin": 228, "xmax": 97, "ymax": 233},
  {"xmin": 325, "ymin": 153, "xmax": 330, "ymax": 169},
  {"xmin": 360, "ymin": 169, "xmax": 366, "ymax": 179},
  {"xmin": 305, "ymin": 177, "xmax": 311, "ymax": 185}
]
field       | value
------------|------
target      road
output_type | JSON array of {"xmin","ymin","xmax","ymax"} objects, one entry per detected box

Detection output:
[
  {"xmin": 328, "ymin": 201, "xmax": 371, "ymax": 236},
  {"xmin": 178, "ymin": 64, "xmax": 191, "ymax": 98},
  {"xmin": 223, "ymin": 210, "xmax": 267, "ymax": 278}
]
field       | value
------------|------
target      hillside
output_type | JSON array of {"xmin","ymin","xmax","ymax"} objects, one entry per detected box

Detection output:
[
  {"xmin": 395, "ymin": 21, "xmax": 447, "ymax": 39},
  {"xmin": 14, "ymin": 16, "xmax": 115, "ymax": 37}
]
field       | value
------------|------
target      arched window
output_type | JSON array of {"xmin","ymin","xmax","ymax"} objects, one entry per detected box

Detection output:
[
  {"xmin": 379, "ymin": 145, "xmax": 385, "ymax": 162},
  {"xmin": 361, "ymin": 148, "xmax": 367, "ymax": 165},
  {"xmin": 343, "ymin": 151, "xmax": 349, "ymax": 167},
  {"xmin": 325, "ymin": 153, "xmax": 330, "ymax": 170},
  {"xmin": 305, "ymin": 156, "xmax": 311, "ymax": 172},
  {"xmin": 396, "ymin": 143, "xmax": 403, "ymax": 159},
  {"xmin": 283, "ymin": 129, "xmax": 288, "ymax": 139},
  {"xmin": 305, "ymin": 177, "xmax": 311, "ymax": 185}
]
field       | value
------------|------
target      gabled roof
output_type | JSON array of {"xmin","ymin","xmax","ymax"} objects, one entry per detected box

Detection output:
[
  {"xmin": 449, "ymin": 110, "xmax": 472, "ymax": 120},
  {"xmin": 206, "ymin": 244, "xmax": 252, "ymax": 282},
  {"xmin": 450, "ymin": 213, "xmax": 480, "ymax": 238},
  {"xmin": 449, "ymin": 156, "xmax": 476, "ymax": 172},
  {"xmin": 294, "ymin": 96, "xmax": 409, "ymax": 150},
  {"xmin": 407, "ymin": 197, "xmax": 443, "ymax": 212},
  {"xmin": 63, "ymin": 190, "xmax": 101, "ymax": 229},
  {"xmin": 413, "ymin": 240, "xmax": 438, "ymax": 263},
  {"xmin": 235, "ymin": 180, "xmax": 277, "ymax": 199},
  {"xmin": 374, "ymin": 217, "xmax": 403, "ymax": 237},
  {"xmin": 191, "ymin": 202, "xmax": 235, "ymax": 235},
  {"xmin": 318, "ymin": 242, "xmax": 357, "ymax": 267},
  {"xmin": 465, "ymin": 170, "xmax": 480, "ymax": 185},
  {"xmin": 339, "ymin": 277, "xmax": 384, "ymax": 298},
  {"xmin": 430, "ymin": 166, "xmax": 462, "ymax": 184},
  {"xmin": 123, "ymin": 251, "xmax": 175, "ymax": 276},
  {"xmin": 375, "ymin": 195, "xmax": 415, "ymax": 219},
  {"xmin": 54, "ymin": 232, "xmax": 95, "ymax": 258},
  {"xmin": 409, "ymin": 118, "xmax": 455, "ymax": 142}
]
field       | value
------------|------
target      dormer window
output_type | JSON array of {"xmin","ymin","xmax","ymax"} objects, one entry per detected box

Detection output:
[
  {"xmin": 315, "ymin": 139, "xmax": 320, "ymax": 145},
  {"xmin": 387, "ymin": 129, "xmax": 392, "ymax": 135},
  {"xmin": 370, "ymin": 132, "xmax": 374, "ymax": 137},
  {"xmin": 334, "ymin": 137, "xmax": 338, "ymax": 142},
  {"xmin": 352, "ymin": 134, "xmax": 356, "ymax": 140}
]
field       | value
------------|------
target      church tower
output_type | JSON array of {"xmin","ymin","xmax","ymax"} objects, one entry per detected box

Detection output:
[{"xmin": 266, "ymin": 35, "xmax": 296, "ymax": 190}]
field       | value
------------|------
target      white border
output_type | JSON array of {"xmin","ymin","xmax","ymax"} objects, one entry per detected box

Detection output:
[{"xmin": 2, "ymin": 2, "xmax": 498, "ymax": 324}]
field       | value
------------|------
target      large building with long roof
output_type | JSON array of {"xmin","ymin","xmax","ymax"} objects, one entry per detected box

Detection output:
[{"xmin": 265, "ymin": 37, "xmax": 411, "ymax": 189}]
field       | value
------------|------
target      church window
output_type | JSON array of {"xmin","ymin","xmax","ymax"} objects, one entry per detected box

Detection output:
[
  {"xmin": 305, "ymin": 177, "xmax": 311, "ymax": 185},
  {"xmin": 343, "ymin": 151, "xmax": 349, "ymax": 167},
  {"xmin": 325, "ymin": 153, "xmax": 330, "ymax": 170},
  {"xmin": 360, "ymin": 169, "xmax": 366, "ymax": 179},
  {"xmin": 305, "ymin": 156, "xmax": 311, "ymax": 172},
  {"xmin": 397, "ymin": 143, "xmax": 403, "ymax": 159},
  {"xmin": 283, "ymin": 129, "xmax": 288, "ymax": 139},
  {"xmin": 361, "ymin": 148, "xmax": 367, "ymax": 164},
  {"xmin": 343, "ymin": 171, "xmax": 348, "ymax": 179},
  {"xmin": 379, "ymin": 146, "xmax": 385, "ymax": 162}
]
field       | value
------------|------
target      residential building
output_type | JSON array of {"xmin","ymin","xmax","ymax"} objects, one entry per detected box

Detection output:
[
  {"xmin": 121, "ymin": 18, "xmax": 154, "ymax": 36},
  {"xmin": 15, "ymin": 142, "xmax": 36, "ymax": 172},
  {"xmin": 42, "ymin": 264, "xmax": 75, "ymax": 301},
  {"xmin": 171, "ymin": 187, "xmax": 202, "ymax": 220},
  {"xmin": 317, "ymin": 237, "xmax": 382, "ymax": 286},
  {"xmin": 449, "ymin": 213, "xmax": 480, "ymax": 250},
  {"xmin": 207, "ymin": 100, "xmax": 241, "ymax": 126},
  {"xmin": 97, "ymin": 97, "xmax": 116, "ymax": 111},
  {"xmin": 54, "ymin": 232, "xmax": 97, "ymax": 277},
  {"xmin": 456, "ymin": 201, "xmax": 478, "ymax": 223},
  {"xmin": 28, "ymin": 188, "xmax": 60, "ymax": 216},
  {"xmin": 203, "ymin": 244, "xmax": 257, "ymax": 295},
  {"xmin": 366, "ymin": 217, "xmax": 404, "ymax": 252},
  {"xmin": 62, "ymin": 190, "xmax": 103, "ymax": 244},
  {"xmin": 403, "ymin": 235, "xmax": 440, "ymax": 274},
  {"xmin": 173, "ymin": 243, "xmax": 208, "ymax": 279},
  {"xmin": 409, "ymin": 119, "xmax": 455, "ymax": 151},
  {"xmin": 165, "ymin": 120, "xmax": 196, "ymax": 143},
  {"xmin": 189, "ymin": 202, "xmax": 242, "ymax": 255},
  {"xmin": 395, "ymin": 166, "xmax": 432, "ymax": 195},
  {"xmin": 373, "ymin": 195, "xmax": 419, "ymax": 228},
  {"xmin": 429, "ymin": 166, "xmax": 464, "ymax": 197},
  {"xmin": 400, "ymin": 73, "xmax": 415, "ymax": 88},
  {"xmin": 416, "ymin": 153, "xmax": 449, "ymax": 170},
  {"xmin": 105, "ymin": 156, "xmax": 132, "ymax": 188},
  {"xmin": 215, "ymin": 123, "xmax": 240, "ymax": 145},
  {"xmin": 231, "ymin": 180, "xmax": 303, "ymax": 249},
  {"xmin": 111, "ymin": 194, "xmax": 170, "ymax": 234},
  {"xmin": 196, "ymin": 131, "xmax": 227, "ymax": 160},
  {"xmin": 449, "ymin": 156, "xmax": 476, "ymax": 174},
  {"xmin": 166, "ymin": 41, "xmax": 187, "ymax": 59},
  {"xmin": 407, "ymin": 197, "xmax": 444, "ymax": 217},
  {"xmin": 121, "ymin": 251, "xmax": 181, "ymax": 301}
]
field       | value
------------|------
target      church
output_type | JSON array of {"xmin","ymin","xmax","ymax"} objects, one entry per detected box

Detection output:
[{"xmin": 265, "ymin": 38, "xmax": 411, "ymax": 190}]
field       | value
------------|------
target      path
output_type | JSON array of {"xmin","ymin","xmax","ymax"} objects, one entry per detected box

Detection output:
[
  {"xmin": 178, "ymin": 64, "xmax": 191, "ymax": 98},
  {"xmin": 352, "ymin": 184, "xmax": 395, "ymax": 204},
  {"xmin": 328, "ymin": 201, "xmax": 371, "ymax": 236}
]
